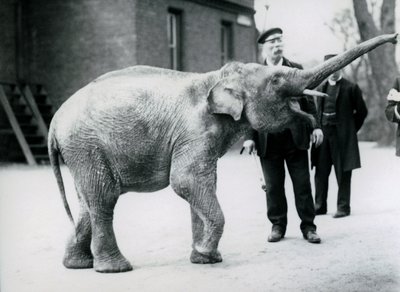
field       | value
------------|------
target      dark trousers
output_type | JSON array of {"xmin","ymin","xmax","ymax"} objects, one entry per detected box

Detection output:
[
  {"xmin": 314, "ymin": 126, "xmax": 352, "ymax": 214},
  {"xmin": 260, "ymin": 131, "xmax": 316, "ymax": 235}
]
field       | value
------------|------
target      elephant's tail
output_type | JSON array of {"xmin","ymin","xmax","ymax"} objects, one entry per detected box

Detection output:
[{"xmin": 48, "ymin": 130, "xmax": 75, "ymax": 226}]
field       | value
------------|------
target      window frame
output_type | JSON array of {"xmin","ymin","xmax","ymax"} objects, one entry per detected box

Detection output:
[
  {"xmin": 167, "ymin": 8, "xmax": 183, "ymax": 71},
  {"xmin": 221, "ymin": 21, "xmax": 234, "ymax": 66}
]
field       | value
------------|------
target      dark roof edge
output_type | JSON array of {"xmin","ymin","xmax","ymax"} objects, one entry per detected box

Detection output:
[{"xmin": 185, "ymin": 0, "xmax": 256, "ymax": 15}]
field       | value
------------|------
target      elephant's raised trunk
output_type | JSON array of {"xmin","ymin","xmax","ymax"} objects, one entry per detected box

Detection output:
[{"xmin": 300, "ymin": 33, "xmax": 398, "ymax": 90}]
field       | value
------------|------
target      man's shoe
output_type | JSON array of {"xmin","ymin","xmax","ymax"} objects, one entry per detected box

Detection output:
[
  {"xmin": 303, "ymin": 230, "xmax": 321, "ymax": 244},
  {"xmin": 315, "ymin": 209, "xmax": 327, "ymax": 215},
  {"xmin": 333, "ymin": 211, "xmax": 350, "ymax": 218},
  {"xmin": 267, "ymin": 228, "xmax": 284, "ymax": 242}
]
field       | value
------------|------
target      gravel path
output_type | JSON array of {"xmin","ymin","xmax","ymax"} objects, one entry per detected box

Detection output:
[{"xmin": 0, "ymin": 142, "xmax": 399, "ymax": 292}]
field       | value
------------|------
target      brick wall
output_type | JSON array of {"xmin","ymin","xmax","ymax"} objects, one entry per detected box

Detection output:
[
  {"xmin": 0, "ymin": 0, "xmax": 17, "ymax": 158},
  {"xmin": 136, "ymin": 0, "xmax": 256, "ymax": 73},
  {"xmin": 0, "ymin": 0, "xmax": 256, "ymax": 163},
  {"xmin": 25, "ymin": 0, "xmax": 138, "ymax": 108},
  {"xmin": 226, "ymin": 0, "xmax": 253, "ymax": 8},
  {"xmin": 2, "ymin": 0, "xmax": 256, "ymax": 108},
  {"xmin": 0, "ymin": 0, "xmax": 17, "ymax": 82}
]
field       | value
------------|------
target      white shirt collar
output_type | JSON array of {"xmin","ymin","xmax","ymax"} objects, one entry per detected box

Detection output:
[{"xmin": 328, "ymin": 75, "xmax": 342, "ymax": 86}]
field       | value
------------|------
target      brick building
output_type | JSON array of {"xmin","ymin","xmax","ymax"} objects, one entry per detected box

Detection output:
[{"xmin": 0, "ymin": 0, "xmax": 257, "ymax": 163}]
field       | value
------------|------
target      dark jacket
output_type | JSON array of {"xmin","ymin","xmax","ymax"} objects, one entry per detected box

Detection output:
[
  {"xmin": 250, "ymin": 57, "xmax": 319, "ymax": 157},
  {"xmin": 385, "ymin": 77, "xmax": 400, "ymax": 157},
  {"xmin": 311, "ymin": 78, "xmax": 368, "ymax": 171}
]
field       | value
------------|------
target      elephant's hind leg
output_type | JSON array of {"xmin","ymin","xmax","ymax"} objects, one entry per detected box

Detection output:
[
  {"xmin": 89, "ymin": 195, "xmax": 133, "ymax": 273},
  {"xmin": 68, "ymin": 157, "xmax": 132, "ymax": 273},
  {"xmin": 63, "ymin": 194, "xmax": 93, "ymax": 269},
  {"xmin": 82, "ymin": 181, "xmax": 132, "ymax": 273}
]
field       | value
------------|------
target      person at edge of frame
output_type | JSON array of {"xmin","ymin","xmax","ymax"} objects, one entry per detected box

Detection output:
[{"xmin": 385, "ymin": 76, "xmax": 400, "ymax": 157}]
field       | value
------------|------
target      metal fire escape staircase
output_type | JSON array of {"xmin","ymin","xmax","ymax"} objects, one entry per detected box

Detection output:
[{"xmin": 0, "ymin": 83, "xmax": 52, "ymax": 165}]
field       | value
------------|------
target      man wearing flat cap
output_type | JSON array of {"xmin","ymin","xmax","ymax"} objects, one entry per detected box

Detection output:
[
  {"xmin": 257, "ymin": 27, "xmax": 299, "ymax": 68},
  {"xmin": 243, "ymin": 27, "xmax": 323, "ymax": 244},
  {"xmin": 311, "ymin": 54, "xmax": 367, "ymax": 219}
]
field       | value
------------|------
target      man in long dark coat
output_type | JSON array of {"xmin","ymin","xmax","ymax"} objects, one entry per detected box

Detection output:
[
  {"xmin": 311, "ymin": 54, "xmax": 368, "ymax": 218},
  {"xmin": 243, "ymin": 27, "xmax": 323, "ymax": 243},
  {"xmin": 385, "ymin": 76, "xmax": 400, "ymax": 157}
]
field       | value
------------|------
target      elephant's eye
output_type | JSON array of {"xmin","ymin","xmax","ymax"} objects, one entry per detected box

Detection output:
[{"xmin": 271, "ymin": 76, "xmax": 280, "ymax": 85}]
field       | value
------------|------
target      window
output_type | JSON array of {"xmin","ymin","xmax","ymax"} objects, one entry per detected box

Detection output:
[
  {"xmin": 167, "ymin": 9, "xmax": 182, "ymax": 70},
  {"xmin": 221, "ymin": 21, "xmax": 233, "ymax": 65}
]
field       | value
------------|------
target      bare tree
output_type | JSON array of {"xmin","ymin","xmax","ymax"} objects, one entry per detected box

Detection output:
[
  {"xmin": 325, "ymin": 4, "xmax": 393, "ymax": 142},
  {"xmin": 353, "ymin": 0, "xmax": 398, "ymax": 145},
  {"xmin": 326, "ymin": 8, "xmax": 366, "ymax": 82}
]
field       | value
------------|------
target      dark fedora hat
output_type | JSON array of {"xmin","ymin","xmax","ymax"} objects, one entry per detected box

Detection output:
[{"xmin": 257, "ymin": 27, "xmax": 283, "ymax": 44}]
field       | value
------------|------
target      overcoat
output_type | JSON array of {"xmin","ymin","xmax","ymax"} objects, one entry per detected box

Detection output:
[
  {"xmin": 385, "ymin": 77, "xmax": 400, "ymax": 157},
  {"xmin": 311, "ymin": 78, "xmax": 368, "ymax": 171}
]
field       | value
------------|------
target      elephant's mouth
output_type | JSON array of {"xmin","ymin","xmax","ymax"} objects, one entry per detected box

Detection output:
[
  {"xmin": 288, "ymin": 98, "xmax": 301, "ymax": 112},
  {"xmin": 285, "ymin": 88, "xmax": 326, "ymax": 128},
  {"xmin": 288, "ymin": 97, "xmax": 316, "ymax": 128}
]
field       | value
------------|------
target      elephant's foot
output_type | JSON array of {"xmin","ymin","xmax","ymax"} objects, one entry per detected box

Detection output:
[
  {"xmin": 190, "ymin": 249, "xmax": 222, "ymax": 264},
  {"xmin": 63, "ymin": 256, "xmax": 93, "ymax": 269},
  {"xmin": 63, "ymin": 244, "xmax": 94, "ymax": 269},
  {"xmin": 94, "ymin": 255, "xmax": 133, "ymax": 273}
]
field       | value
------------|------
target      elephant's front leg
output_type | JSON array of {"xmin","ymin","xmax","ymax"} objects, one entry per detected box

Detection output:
[
  {"xmin": 171, "ymin": 158, "xmax": 224, "ymax": 264},
  {"xmin": 189, "ymin": 207, "xmax": 223, "ymax": 264}
]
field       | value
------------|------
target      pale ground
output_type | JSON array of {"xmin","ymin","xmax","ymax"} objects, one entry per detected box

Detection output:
[{"xmin": 0, "ymin": 142, "xmax": 399, "ymax": 292}]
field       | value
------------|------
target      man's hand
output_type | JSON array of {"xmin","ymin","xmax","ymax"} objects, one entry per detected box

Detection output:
[
  {"xmin": 241, "ymin": 140, "xmax": 255, "ymax": 154},
  {"xmin": 387, "ymin": 88, "xmax": 400, "ymax": 102},
  {"xmin": 311, "ymin": 129, "xmax": 324, "ymax": 147}
]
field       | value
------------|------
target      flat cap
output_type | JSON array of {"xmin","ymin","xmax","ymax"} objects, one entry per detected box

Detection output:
[
  {"xmin": 324, "ymin": 54, "xmax": 337, "ymax": 61},
  {"xmin": 257, "ymin": 27, "xmax": 283, "ymax": 44}
]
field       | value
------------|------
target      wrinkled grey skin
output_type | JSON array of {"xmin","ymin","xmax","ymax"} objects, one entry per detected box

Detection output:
[{"xmin": 48, "ymin": 33, "xmax": 397, "ymax": 273}]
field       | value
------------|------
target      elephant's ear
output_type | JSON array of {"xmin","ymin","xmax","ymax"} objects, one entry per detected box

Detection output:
[{"xmin": 207, "ymin": 78, "xmax": 244, "ymax": 121}]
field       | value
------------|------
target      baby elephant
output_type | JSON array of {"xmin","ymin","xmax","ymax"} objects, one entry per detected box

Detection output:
[{"xmin": 48, "ymin": 33, "xmax": 397, "ymax": 273}]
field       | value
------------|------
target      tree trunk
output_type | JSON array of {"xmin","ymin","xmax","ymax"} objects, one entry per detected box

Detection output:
[{"xmin": 353, "ymin": 0, "xmax": 398, "ymax": 145}]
